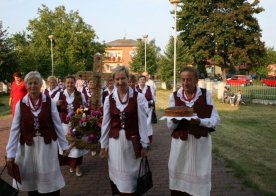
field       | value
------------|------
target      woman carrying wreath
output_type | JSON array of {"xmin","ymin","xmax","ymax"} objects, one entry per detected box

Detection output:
[
  {"xmin": 100, "ymin": 66, "xmax": 150, "ymax": 195},
  {"xmin": 57, "ymin": 75, "xmax": 88, "ymax": 177},
  {"xmin": 6, "ymin": 71, "xmax": 70, "ymax": 196}
]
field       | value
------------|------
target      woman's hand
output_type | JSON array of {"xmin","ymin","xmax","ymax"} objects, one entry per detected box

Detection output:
[
  {"xmin": 56, "ymin": 100, "xmax": 63, "ymax": 106},
  {"xmin": 6, "ymin": 157, "xmax": 15, "ymax": 171},
  {"xmin": 100, "ymin": 148, "xmax": 108, "ymax": 159},
  {"xmin": 141, "ymin": 148, "xmax": 148, "ymax": 158},
  {"xmin": 190, "ymin": 118, "xmax": 201, "ymax": 125},
  {"xmin": 171, "ymin": 118, "xmax": 179, "ymax": 124},
  {"xmin": 63, "ymin": 149, "xmax": 70, "ymax": 157},
  {"xmin": 8, "ymin": 98, "xmax": 12, "ymax": 107}
]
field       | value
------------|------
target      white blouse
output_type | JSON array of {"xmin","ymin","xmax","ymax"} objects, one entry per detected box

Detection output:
[
  {"xmin": 6, "ymin": 93, "xmax": 70, "ymax": 158},
  {"xmin": 100, "ymin": 87, "xmax": 149, "ymax": 149}
]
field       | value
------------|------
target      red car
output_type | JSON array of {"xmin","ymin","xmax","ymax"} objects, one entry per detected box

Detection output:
[
  {"xmin": 262, "ymin": 76, "xmax": 276, "ymax": 87},
  {"xmin": 226, "ymin": 75, "xmax": 253, "ymax": 86}
]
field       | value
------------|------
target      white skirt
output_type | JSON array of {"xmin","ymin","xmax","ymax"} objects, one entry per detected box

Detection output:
[
  {"xmin": 108, "ymin": 129, "xmax": 141, "ymax": 193},
  {"xmin": 60, "ymin": 123, "xmax": 89, "ymax": 158},
  {"xmin": 14, "ymin": 137, "xmax": 65, "ymax": 193},
  {"xmin": 168, "ymin": 134, "xmax": 212, "ymax": 196},
  {"xmin": 147, "ymin": 107, "xmax": 153, "ymax": 136}
]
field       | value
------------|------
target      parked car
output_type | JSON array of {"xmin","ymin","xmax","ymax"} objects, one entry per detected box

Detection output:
[
  {"xmin": 261, "ymin": 76, "xmax": 276, "ymax": 87},
  {"xmin": 226, "ymin": 75, "xmax": 253, "ymax": 86}
]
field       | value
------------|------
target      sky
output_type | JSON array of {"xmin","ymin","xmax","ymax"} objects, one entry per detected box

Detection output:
[{"xmin": 0, "ymin": 0, "xmax": 276, "ymax": 52}]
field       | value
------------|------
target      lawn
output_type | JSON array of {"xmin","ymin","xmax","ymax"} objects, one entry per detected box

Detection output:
[
  {"xmin": 0, "ymin": 94, "xmax": 11, "ymax": 116},
  {"xmin": 156, "ymin": 89, "xmax": 276, "ymax": 196}
]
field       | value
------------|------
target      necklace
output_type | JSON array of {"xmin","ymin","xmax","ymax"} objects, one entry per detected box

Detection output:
[
  {"xmin": 118, "ymin": 89, "xmax": 129, "ymax": 105},
  {"xmin": 28, "ymin": 94, "xmax": 42, "ymax": 112},
  {"xmin": 182, "ymin": 88, "xmax": 196, "ymax": 102}
]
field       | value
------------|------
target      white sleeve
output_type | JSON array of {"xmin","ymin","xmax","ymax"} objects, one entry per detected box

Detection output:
[
  {"xmin": 199, "ymin": 90, "xmax": 221, "ymax": 128},
  {"xmin": 150, "ymin": 86, "xmax": 155, "ymax": 102},
  {"xmin": 51, "ymin": 100, "xmax": 70, "ymax": 150},
  {"xmin": 6, "ymin": 102, "xmax": 21, "ymax": 158},
  {"xmin": 166, "ymin": 93, "xmax": 179, "ymax": 130},
  {"xmin": 100, "ymin": 95, "xmax": 111, "ymax": 149},
  {"xmin": 137, "ymin": 94, "xmax": 150, "ymax": 147},
  {"xmin": 52, "ymin": 91, "xmax": 60, "ymax": 104}
]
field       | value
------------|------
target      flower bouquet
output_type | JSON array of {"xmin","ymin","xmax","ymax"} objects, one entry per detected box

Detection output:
[{"xmin": 66, "ymin": 105, "xmax": 102, "ymax": 151}]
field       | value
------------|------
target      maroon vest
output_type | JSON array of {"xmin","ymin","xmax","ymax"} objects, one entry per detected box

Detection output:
[
  {"xmin": 109, "ymin": 91, "xmax": 139, "ymax": 140},
  {"xmin": 44, "ymin": 88, "xmax": 60, "ymax": 99},
  {"xmin": 58, "ymin": 91, "xmax": 82, "ymax": 123},
  {"xmin": 102, "ymin": 90, "xmax": 110, "ymax": 105},
  {"xmin": 20, "ymin": 96, "xmax": 57, "ymax": 145},
  {"xmin": 171, "ymin": 88, "xmax": 211, "ymax": 140},
  {"xmin": 137, "ymin": 85, "xmax": 152, "ymax": 101}
]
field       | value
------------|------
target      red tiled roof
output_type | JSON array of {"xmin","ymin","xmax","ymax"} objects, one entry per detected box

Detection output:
[{"xmin": 106, "ymin": 39, "xmax": 137, "ymax": 47}]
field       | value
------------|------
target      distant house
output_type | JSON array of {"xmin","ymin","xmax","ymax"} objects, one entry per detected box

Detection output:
[
  {"xmin": 267, "ymin": 64, "xmax": 276, "ymax": 76},
  {"xmin": 103, "ymin": 38, "xmax": 138, "ymax": 73}
]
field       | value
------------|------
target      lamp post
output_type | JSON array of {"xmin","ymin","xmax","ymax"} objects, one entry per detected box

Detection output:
[
  {"xmin": 169, "ymin": 0, "xmax": 180, "ymax": 91},
  {"xmin": 48, "ymin": 35, "xmax": 54, "ymax": 76},
  {"xmin": 143, "ymin": 34, "xmax": 148, "ymax": 72}
]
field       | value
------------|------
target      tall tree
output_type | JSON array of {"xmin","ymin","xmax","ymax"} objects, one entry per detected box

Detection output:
[
  {"xmin": 19, "ymin": 5, "xmax": 105, "ymax": 78},
  {"xmin": 0, "ymin": 21, "xmax": 17, "ymax": 81},
  {"xmin": 158, "ymin": 36, "xmax": 193, "ymax": 88},
  {"xmin": 178, "ymin": 0, "xmax": 265, "ymax": 79},
  {"xmin": 130, "ymin": 39, "xmax": 160, "ymax": 76}
]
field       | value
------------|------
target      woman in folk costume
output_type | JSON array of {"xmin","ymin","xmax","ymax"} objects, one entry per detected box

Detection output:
[
  {"xmin": 102, "ymin": 77, "xmax": 115, "ymax": 106},
  {"xmin": 100, "ymin": 66, "xmax": 149, "ymax": 195},
  {"xmin": 80, "ymin": 79, "xmax": 94, "ymax": 104},
  {"xmin": 6, "ymin": 71, "xmax": 70, "ymax": 196},
  {"xmin": 57, "ymin": 75, "xmax": 88, "ymax": 177},
  {"xmin": 167, "ymin": 66, "xmax": 220, "ymax": 196},
  {"xmin": 136, "ymin": 75, "xmax": 155, "ymax": 143},
  {"xmin": 43, "ymin": 76, "xmax": 62, "ymax": 104}
]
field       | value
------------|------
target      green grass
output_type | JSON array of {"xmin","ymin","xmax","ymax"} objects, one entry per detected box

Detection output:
[
  {"xmin": 156, "ymin": 90, "xmax": 276, "ymax": 196},
  {"xmin": 0, "ymin": 94, "xmax": 11, "ymax": 116}
]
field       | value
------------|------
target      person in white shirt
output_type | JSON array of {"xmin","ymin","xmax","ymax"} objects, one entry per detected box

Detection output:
[
  {"xmin": 75, "ymin": 74, "xmax": 86, "ymax": 92},
  {"xmin": 100, "ymin": 66, "xmax": 149, "ymax": 195},
  {"xmin": 57, "ymin": 75, "xmax": 88, "ymax": 177},
  {"xmin": 143, "ymin": 72, "xmax": 156, "ymax": 93},
  {"xmin": 167, "ymin": 66, "xmax": 220, "ymax": 196},
  {"xmin": 6, "ymin": 71, "xmax": 70, "ymax": 196},
  {"xmin": 44, "ymin": 76, "xmax": 62, "ymax": 104},
  {"xmin": 137, "ymin": 75, "xmax": 155, "ymax": 143}
]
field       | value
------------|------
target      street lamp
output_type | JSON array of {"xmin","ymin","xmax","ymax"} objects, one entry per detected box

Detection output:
[
  {"xmin": 48, "ymin": 34, "xmax": 54, "ymax": 76},
  {"xmin": 169, "ymin": 0, "xmax": 180, "ymax": 91},
  {"xmin": 143, "ymin": 34, "xmax": 148, "ymax": 72}
]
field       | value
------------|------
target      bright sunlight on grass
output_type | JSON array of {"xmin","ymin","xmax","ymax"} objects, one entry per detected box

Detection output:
[
  {"xmin": 156, "ymin": 89, "xmax": 276, "ymax": 195},
  {"xmin": 0, "ymin": 94, "xmax": 11, "ymax": 116}
]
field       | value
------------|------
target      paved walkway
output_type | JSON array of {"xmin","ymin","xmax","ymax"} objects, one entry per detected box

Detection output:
[{"xmin": 0, "ymin": 115, "xmax": 262, "ymax": 196}]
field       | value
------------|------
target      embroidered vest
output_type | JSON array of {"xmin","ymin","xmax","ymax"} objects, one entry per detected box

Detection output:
[
  {"xmin": 58, "ymin": 91, "xmax": 82, "ymax": 123},
  {"xmin": 109, "ymin": 91, "xmax": 139, "ymax": 140},
  {"xmin": 20, "ymin": 96, "xmax": 57, "ymax": 145},
  {"xmin": 171, "ymin": 88, "xmax": 211, "ymax": 140},
  {"xmin": 136, "ymin": 85, "xmax": 153, "ymax": 107},
  {"xmin": 44, "ymin": 88, "xmax": 60, "ymax": 99}
]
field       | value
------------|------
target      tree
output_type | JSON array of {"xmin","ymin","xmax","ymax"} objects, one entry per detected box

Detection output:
[
  {"xmin": 11, "ymin": 5, "xmax": 104, "ymax": 78},
  {"xmin": 158, "ymin": 36, "xmax": 193, "ymax": 88},
  {"xmin": 0, "ymin": 21, "xmax": 17, "ymax": 81},
  {"xmin": 178, "ymin": 0, "xmax": 265, "ymax": 79},
  {"xmin": 130, "ymin": 39, "xmax": 160, "ymax": 76},
  {"xmin": 252, "ymin": 47, "xmax": 276, "ymax": 79}
]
